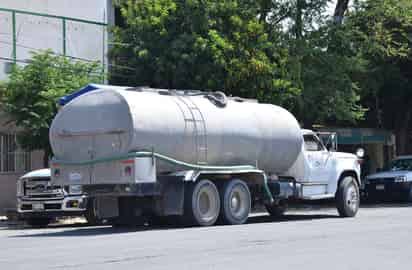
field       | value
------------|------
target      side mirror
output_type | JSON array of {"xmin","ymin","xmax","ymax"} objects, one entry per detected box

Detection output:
[{"xmin": 356, "ymin": 148, "xmax": 365, "ymax": 158}]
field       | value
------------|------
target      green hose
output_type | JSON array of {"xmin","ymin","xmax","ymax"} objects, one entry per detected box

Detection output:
[{"xmin": 52, "ymin": 151, "xmax": 274, "ymax": 202}]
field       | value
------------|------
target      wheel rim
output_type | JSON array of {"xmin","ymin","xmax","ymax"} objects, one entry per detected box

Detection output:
[
  {"xmin": 346, "ymin": 184, "xmax": 359, "ymax": 212},
  {"xmin": 196, "ymin": 183, "xmax": 219, "ymax": 223},
  {"xmin": 229, "ymin": 185, "xmax": 249, "ymax": 220}
]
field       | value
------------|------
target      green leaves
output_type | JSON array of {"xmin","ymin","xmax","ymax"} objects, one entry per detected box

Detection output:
[
  {"xmin": 1, "ymin": 50, "xmax": 103, "ymax": 161},
  {"xmin": 110, "ymin": 0, "xmax": 298, "ymax": 107}
]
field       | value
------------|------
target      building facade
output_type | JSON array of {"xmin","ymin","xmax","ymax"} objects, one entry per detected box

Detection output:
[{"xmin": 0, "ymin": 0, "xmax": 114, "ymax": 215}]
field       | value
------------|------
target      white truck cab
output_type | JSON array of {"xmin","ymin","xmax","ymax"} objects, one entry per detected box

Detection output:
[{"xmin": 295, "ymin": 130, "xmax": 361, "ymax": 197}]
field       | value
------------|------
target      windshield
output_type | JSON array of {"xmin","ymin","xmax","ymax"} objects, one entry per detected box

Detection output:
[{"xmin": 389, "ymin": 159, "xmax": 412, "ymax": 171}]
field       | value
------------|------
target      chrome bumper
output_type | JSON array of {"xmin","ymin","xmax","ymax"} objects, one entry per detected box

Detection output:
[{"xmin": 17, "ymin": 195, "xmax": 87, "ymax": 214}]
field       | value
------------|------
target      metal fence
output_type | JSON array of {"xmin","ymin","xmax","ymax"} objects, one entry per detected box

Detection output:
[
  {"xmin": 0, "ymin": 134, "xmax": 31, "ymax": 173},
  {"xmin": 0, "ymin": 7, "xmax": 107, "ymax": 76}
]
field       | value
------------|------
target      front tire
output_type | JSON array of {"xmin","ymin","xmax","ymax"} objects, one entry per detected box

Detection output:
[
  {"xmin": 336, "ymin": 176, "xmax": 360, "ymax": 217},
  {"xmin": 219, "ymin": 179, "xmax": 251, "ymax": 225},
  {"xmin": 183, "ymin": 179, "xmax": 220, "ymax": 226}
]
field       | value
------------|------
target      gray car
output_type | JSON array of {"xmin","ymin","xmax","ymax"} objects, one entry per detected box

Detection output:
[{"xmin": 364, "ymin": 156, "xmax": 412, "ymax": 202}]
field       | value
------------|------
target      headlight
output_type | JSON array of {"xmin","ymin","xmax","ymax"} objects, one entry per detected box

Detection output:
[
  {"xmin": 394, "ymin": 176, "xmax": 407, "ymax": 182},
  {"xmin": 69, "ymin": 184, "xmax": 82, "ymax": 194}
]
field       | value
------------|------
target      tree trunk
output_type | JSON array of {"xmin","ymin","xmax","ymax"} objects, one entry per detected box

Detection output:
[
  {"xmin": 395, "ymin": 110, "xmax": 412, "ymax": 155},
  {"xmin": 295, "ymin": 0, "xmax": 304, "ymax": 40},
  {"xmin": 333, "ymin": 0, "xmax": 350, "ymax": 24}
]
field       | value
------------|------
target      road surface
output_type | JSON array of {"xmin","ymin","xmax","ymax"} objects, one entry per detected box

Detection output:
[{"xmin": 1, "ymin": 204, "xmax": 411, "ymax": 270}]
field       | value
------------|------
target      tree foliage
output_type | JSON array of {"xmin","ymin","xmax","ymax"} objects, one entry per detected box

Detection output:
[
  {"xmin": 347, "ymin": 0, "xmax": 412, "ymax": 153},
  {"xmin": 110, "ymin": 0, "xmax": 299, "ymax": 107},
  {"xmin": 111, "ymin": 0, "xmax": 370, "ymax": 126},
  {"xmin": 1, "ymin": 51, "xmax": 103, "ymax": 165}
]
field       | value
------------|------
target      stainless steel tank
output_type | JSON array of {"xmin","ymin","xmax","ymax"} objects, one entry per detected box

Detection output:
[{"xmin": 50, "ymin": 88, "xmax": 303, "ymax": 174}]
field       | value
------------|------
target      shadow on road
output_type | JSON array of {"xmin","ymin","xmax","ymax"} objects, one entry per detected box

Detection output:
[
  {"xmin": 360, "ymin": 202, "xmax": 412, "ymax": 209},
  {"xmin": 8, "ymin": 202, "xmax": 411, "ymax": 238},
  {"xmin": 9, "ymin": 213, "xmax": 338, "ymax": 238}
]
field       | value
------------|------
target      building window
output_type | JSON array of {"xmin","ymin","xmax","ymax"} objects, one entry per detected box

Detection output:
[{"xmin": 0, "ymin": 134, "xmax": 31, "ymax": 173}]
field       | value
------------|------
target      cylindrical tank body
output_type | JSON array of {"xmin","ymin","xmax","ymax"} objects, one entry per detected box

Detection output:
[{"xmin": 50, "ymin": 88, "xmax": 303, "ymax": 175}]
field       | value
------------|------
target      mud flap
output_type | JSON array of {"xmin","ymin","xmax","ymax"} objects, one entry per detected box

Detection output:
[{"xmin": 157, "ymin": 176, "xmax": 185, "ymax": 216}]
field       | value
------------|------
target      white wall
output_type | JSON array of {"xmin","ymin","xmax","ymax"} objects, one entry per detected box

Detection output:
[
  {"xmin": 1, "ymin": 0, "xmax": 110, "ymax": 23},
  {"xmin": 0, "ymin": 0, "xmax": 113, "ymax": 81},
  {"xmin": 0, "ymin": 1, "xmax": 114, "ymax": 213}
]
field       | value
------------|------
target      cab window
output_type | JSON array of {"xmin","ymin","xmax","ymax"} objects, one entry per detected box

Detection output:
[{"xmin": 303, "ymin": 135, "xmax": 324, "ymax": 151}]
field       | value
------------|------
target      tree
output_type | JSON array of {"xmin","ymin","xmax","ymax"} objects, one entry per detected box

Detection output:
[
  {"xmin": 1, "ymin": 51, "xmax": 103, "ymax": 166},
  {"xmin": 348, "ymin": 0, "xmax": 412, "ymax": 153},
  {"xmin": 334, "ymin": 0, "xmax": 350, "ymax": 24},
  {"xmin": 110, "ymin": 0, "xmax": 299, "ymax": 107},
  {"xmin": 263, "ymin": 0, "xmax": 366, "ymax": 126}
]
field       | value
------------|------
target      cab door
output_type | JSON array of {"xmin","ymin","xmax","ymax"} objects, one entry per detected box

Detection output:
[{"xmin": 303, "ymin": 134, "xmax": 332, "ymax": 183}]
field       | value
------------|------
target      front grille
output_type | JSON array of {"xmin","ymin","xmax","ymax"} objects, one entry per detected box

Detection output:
[
  {"xmin": 23, "ymin": 179, "xmax": 63, "ymax": 199},
  {"xmin": 368, "ymin": 177, "xmax": 395, "ymax": 184},
  {"xmin": 26, "ymin": 194, "xmax": 64, "ymax": 199}
]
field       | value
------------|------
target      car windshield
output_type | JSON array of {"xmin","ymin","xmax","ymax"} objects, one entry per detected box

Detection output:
[{"xmin": 389, "ymin": 158, "xmax": 412, "ymax": 171}]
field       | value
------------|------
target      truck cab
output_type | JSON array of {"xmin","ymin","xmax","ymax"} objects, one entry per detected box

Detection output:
[{"xmin": 297, "ymin": 130, "xmax": 361, "ymax": 197}]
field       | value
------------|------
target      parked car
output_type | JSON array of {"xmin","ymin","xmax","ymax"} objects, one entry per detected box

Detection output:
[
  {"xmin": 16, "ymin": 168, "xmax": 99, "ymax": 226},
  {"xmin": 364, "ymin": 156, "xmax": 412, "ymax": 202}
]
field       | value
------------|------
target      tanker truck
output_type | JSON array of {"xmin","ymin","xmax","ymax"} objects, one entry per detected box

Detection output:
[{"xmin": 49, "ymin": 87, "xmax": 362, "ymax": 226}]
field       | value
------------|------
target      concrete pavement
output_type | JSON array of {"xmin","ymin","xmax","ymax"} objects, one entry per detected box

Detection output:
[{"xmin": 0, "ymin": 204, "xmax": 411, "ymax": 270}]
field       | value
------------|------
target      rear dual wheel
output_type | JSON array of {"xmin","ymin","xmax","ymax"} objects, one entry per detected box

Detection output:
[
  {"xmin": 184, "ymin": 179, "xmax": 221, "ymax": 226},
  {"xmin": 219, "ymin": 179, "xmax": 251, "ymax": 225},
  {"xmin": 184, "ymin": 179, "xmax": 251, "ymax": 226}
]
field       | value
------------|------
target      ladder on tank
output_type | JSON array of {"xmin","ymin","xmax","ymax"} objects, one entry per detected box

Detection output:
[{"xmin": 174, "ymin": 95, "xmax": 208, "ymax": 165}]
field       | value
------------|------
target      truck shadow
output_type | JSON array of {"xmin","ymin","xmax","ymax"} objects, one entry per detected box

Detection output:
[
  {"xmin": 9, "ymin": 213, "xmax": 338, "ymax": 238},
  {"xmin": 9, "ymin": 202, "xmax": 411, "ymax": 238}
]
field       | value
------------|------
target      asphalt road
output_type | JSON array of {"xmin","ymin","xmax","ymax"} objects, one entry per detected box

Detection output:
[{"xmin": 1, "ymin": 204, "xmax": 411, "ymax": 270}]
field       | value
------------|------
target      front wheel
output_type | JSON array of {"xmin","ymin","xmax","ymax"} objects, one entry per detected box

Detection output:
[{"xmin": 336, "ymin": 176, "xmax": 360, "ymax": 217}]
